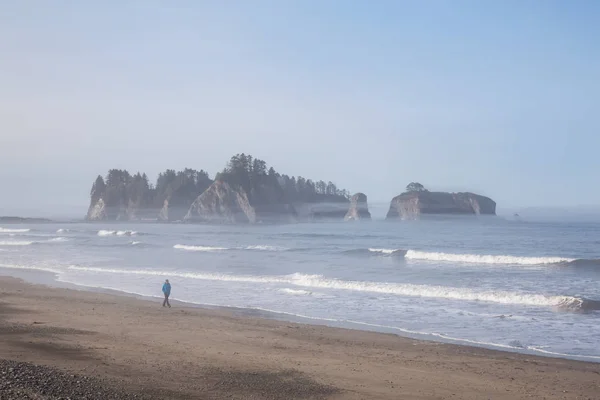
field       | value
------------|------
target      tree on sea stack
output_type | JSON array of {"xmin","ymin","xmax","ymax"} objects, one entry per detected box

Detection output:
[{"xmin": 406, "ymin": 182, "xmax": 427, "ymax": 193}]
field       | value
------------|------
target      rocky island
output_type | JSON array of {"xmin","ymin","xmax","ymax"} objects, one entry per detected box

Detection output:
[
  {"xmin": 386, "ymin": 182, "xmax": 496, "ymax": 220},
  {"xmin": 86, "ymin": 162, "xmax": 494, "ymax": 224},
  {"xmin": 344, "ymin": 193, "xmax": 371, "ymax": 221},
  {"xmin": 86, "ymin": 153, "xmax": 359, "ymax": 224}
]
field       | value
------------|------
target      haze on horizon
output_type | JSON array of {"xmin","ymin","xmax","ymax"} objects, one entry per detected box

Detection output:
[{"xmin": 1, "ymin": 1, "xmax": 599, "ymax": 218}]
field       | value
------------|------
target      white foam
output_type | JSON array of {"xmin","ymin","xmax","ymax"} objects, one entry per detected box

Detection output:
[
  {"xmin": 368, "ymin": 248, "xmax": 397, "ymax": 254},
  {"xmin": 0, "ymin": 263, "xmax": 62, "ymax": 274},
  {"xmin": 0, "ymin": 227, "xmax": 30, "ymax": 233},
  {"xmin": 405, "ymin": 250, "xmax": 573, "ymax": 265},
  {"xmin": 0, "ymin": 241, "xmax": 33, "ymax": 246},
  {"xmin": 245, "ymin": 245, "xmax": 288, "ymax": 251},
  {"xmin": 527, "ymin": 346, "xmax": 600, "ymax": 360},
  {"xmin": 98, "ymin": 230, "xmax": 137, "ymax": 237},
  {"xmin": 48, "ymin": 237, "xmax": 69, "ymax": 242},
  {"xmin": 286, "ymin": 273, "xmax": 579, "ymax": 307},
  {"xmin": 173, "ymin": 244, "xmax": 228, "ymax": 252},
  {"xmin": 278, "ymin": 288, "xmax": 313, "ymax": 295},
  {"xmin": 56, "ymin": 228, "xmax": 70, "ymax": 233},
  {"xmin": 341, "ymin": 319, "xmax": 600, "ymax": 360},
  {"xmin": 131, "ymin": 241, "xmax": 142, "ymax": 245},
  {"xmin": 175, "ymin": 244, "xmax": 286, "ymax": 252},
  {"xmin": 63, "ymin": 267, "xmax": 580, "ymax": 309},
  {"xmin": 67, "ymin": 266, "xmax": 272, "ymax": 282}
]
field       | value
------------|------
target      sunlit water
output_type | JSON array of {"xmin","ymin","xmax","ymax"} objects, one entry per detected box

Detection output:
[{"xmin": 1, "ymin": 217, "xmax": 599, "ymax": 361}]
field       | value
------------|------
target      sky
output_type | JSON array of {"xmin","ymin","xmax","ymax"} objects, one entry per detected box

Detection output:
[{"xmin": 1, "ymin": 1, "xmax": 599, "ymax": 217}]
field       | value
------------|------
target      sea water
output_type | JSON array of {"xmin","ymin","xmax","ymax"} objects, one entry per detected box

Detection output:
[{"xmin": 1, "ymin": 217, "xmax": 599, "ymax": 361}]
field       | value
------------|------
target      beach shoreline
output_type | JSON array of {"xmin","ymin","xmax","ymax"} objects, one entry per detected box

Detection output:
[
  {"xmin": 3, "ymin": 266, "xmax": 597, "ymax": 363},
  {"xmin": 1, "ymin": 275, "xmax": 599, "ymax": 399}
]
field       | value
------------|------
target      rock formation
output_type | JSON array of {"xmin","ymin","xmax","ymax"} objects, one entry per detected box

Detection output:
[
  {"xmin": 158, "ymin": 199, "xmax": 170, "ymax": 222},
  {"xmin": 344, "ymin": 193, "xmax": 371, "ymax": 221},
  {"xmin": 86, "ymin": 198, "xmax": 107, "ymax": 221},
  {"xmin": 386, "ymin": 191, "xmax": 496, "ymax": 220},
  {"xmin": 85, "ymin": 154, "xmax": 353, "ymax": 223},
  {"xmin": 184, "ymin": 181, "xmax": 257, "ymax": 224},
  {"xmin": 184, "ymin": 180, "xmax": 299, "ymax": 224}
]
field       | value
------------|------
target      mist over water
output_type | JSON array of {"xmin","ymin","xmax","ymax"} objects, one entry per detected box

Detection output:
[{"xmin": 1, "ymin": 217, "xmax": 600, "ymax": 361}]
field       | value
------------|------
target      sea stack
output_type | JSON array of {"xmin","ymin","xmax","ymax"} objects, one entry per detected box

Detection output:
[
  {"xmin": 344, "ymin": 193, "xmax": 371, "ymax": 221},
  {"xmin": 386, "ymin": 191, "xmax": 496, "ymax": 220}
]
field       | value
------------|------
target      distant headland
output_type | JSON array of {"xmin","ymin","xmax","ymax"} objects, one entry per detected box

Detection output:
[
  {"xmin": 85, "ymin": 154, "xmax": 494, "ymax": 223},
  {"xmin": 0, "ymin": 216, "xmax": 53, "ymax": 223}
]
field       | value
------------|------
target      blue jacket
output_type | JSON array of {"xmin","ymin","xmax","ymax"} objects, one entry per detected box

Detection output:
[{"xmin": 162, "ymin": 282, "xmax": 171, "ymax": 296}]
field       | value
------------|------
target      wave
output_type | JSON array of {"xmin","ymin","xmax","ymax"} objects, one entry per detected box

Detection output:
[
  {"xmin": 64, "ymin": 266, "xmax": 599, "ymax": 312},
  {"xmin": 0, "ymin": 237, "xmax": 68, "ymax": 246},
  {"xmin": 278, "ymin": 288, "xmax": 313, "ymax": 296},
  {"xmin": 404, "ymin": 250, "xmax": 574, "ymax": 265},
  {"xmin": 173, "ymin": 244, "xmax": 228, "ymax": 252},
  {"xmin": 0, "ymin": 263, "xmax": 62, "ymax": 274},
  {"xmin": 48, "ymin": 237, "xmax": 69, "ymax": 242},
  {"xmin": 0, "ymin": 241, "xmax": 33, "ymax": 246},
  {"xmin": 0, "ymin": 227, "xmax": 31, "ymax": 233},
  {"xmin": 343, "ymin": 248, "xmax": 579, "ymax": 265},
  {"xmin": 97, "ymin": 230, "xmax": 138, "ymax": 237},
  {"xmin": 344, "ymin": 248, "xmax": 407, "ymax": 257},
  {"xmin": 174, "ymin": 244, "xmax": 289, "ymax": 252},
  {"xmin": 56, "ymin": 228, "xmax": 70, "ymax": 233},
  {"xmin": 244, "ymin": 245, "xmax": 289, "ymax": 251}
]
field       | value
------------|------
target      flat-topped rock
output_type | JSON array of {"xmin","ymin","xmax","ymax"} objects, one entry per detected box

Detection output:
[{"xmin": 386, "ymin": 191, "xmax": 496, "ymax": 220}]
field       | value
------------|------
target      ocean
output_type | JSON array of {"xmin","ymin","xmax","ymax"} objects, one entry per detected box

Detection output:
[{"xmin": 1, "ymin": 216, "xmax": 599, "ymax": 362}]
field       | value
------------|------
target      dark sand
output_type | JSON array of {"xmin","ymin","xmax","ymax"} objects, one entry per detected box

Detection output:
[{"xmin": 1, "ymin": 276, "xmax": 599, "ymax": 399}]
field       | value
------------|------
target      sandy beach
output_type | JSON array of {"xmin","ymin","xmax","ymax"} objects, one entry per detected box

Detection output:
[{"xmin": 0, "ymin": 276, "xmax": 598, "ymax": 399}]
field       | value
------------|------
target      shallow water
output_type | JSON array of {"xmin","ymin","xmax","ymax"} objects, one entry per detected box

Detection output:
[{"xmin": 1, "ymin": 217, "xmax": 599, "ymax": 361}]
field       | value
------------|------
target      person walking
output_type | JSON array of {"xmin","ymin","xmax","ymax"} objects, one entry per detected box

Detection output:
[{"xmin": 162, "ymin": 279, "xmax": 171, "ymax": 308}]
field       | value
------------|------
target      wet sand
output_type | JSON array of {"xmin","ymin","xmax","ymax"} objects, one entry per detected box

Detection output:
[{"xmin": 0, "ymin": 276, "xmax": 599, "ymax": 399}]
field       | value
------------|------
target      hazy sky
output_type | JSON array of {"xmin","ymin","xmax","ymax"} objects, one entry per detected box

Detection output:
[{"xmin": 1, "ymin": 1, "xmax": 599, "ymax": 217}]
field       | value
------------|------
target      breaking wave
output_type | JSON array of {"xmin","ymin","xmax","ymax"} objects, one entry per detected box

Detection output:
[
  {"xmin": 243, "ymin": 245, "xmax": 289, "ymax": 251},
  {"xmin": 0, "ymin": 263, "xmax": 62, "ymax": 274},
  {"xmin": 404, "ymin": 250, "xmax": 574, "ymax": 265},
  {"xmin": 343, "ymin": 248, "xmax": 585, "ymax": 266},
  {"xmin": 97, "ymin": 230, "xmax": 138, "ymax": 237},
  {"xmin": 48, "ymin": 237, "xmax": 69, "ymax": 243},
  {"xmin": 0, "ymin": 228, "xmax": 31, "ymax": 233},
  {"xmin": 173, "ymin": 244, "xmax": 228, "ymax": 252},
  {"xmin": 174, "ymin": 244, "xmax": 289, "ymax": 252},
  {"xmin": 344, "ymin": 248, "xmax": 407, "ymax": 256},
  {"xmin": 0, "ymin": 241, "xmax": 33, "ymax": 246},
  {"xmin": 64, "ymin": 266, "xmax": 600, "ymax": 312},
  {"xmin": 0, "ymin": 237, "xmax": 68, "ymax": 246}
]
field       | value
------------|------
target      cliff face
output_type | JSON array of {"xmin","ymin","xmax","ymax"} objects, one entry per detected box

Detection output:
[
  {"xmin": 386, "ymin": 191, "xmax": 496, "ymax": 220},
  {"xmin": 184, "ymin": 180, "xmax": 299, "ymax": 224},
  {"xmin": 345, "ymin": 193, "xmax": 371, "ymax": 221},
  {"xmin": 86, "ymin": 198, "xmax": 107, "ymax": 221},
  {"xmin": 184, "ymin": 181, "xmax": 256, "ymax": 224}
]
